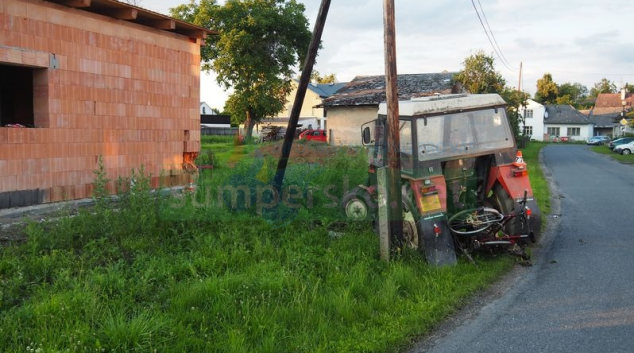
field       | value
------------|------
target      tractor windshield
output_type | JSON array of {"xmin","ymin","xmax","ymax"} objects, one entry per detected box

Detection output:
[{"xmin": 416, "ymin": 108, "xmax": 513, "ymax": 161}]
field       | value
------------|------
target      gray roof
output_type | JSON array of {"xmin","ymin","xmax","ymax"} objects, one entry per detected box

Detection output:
[
  {"xmin": 587, "ymin": 111, "xmax": 620, "ymax": 128},
  {"xmin": 544, "ymin": 105, "xmax": 593, "ymax": 125},
  {"xmin": 321, "ymin": 72, "xmax": 461, "ymax": 107},
  {"xmin": 309, "ymin": 82, "xmax": 347, "ymax": 98}
]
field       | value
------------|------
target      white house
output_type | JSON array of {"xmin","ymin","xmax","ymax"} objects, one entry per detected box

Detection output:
[
  {"xmin": 200, "ymin": 102, "xmax": 214, "ymax": 115},
  {"xmin": 518, "ymin": 99, "xmax": 546, "ymax": 141},
  {"xmin": 543, "ymin": 104, "xmax": 594, "ymax": 142}
]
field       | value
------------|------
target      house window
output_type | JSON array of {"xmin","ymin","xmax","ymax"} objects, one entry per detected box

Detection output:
[
  {"xmin": 547, "ymin": 127, "xmax": 560, "ymax": 136},
  {"xmin": 202, "ymin": 107, "xmax": 206, "ymax": 114},
  {"xmin": 523, "ymin": 126, "xmax": 533, "ymax": 136},
  {"xmin": 525, "ymin": 109, "xmax": 533, "ymax": 119},
  {"xmin": 567, "ymin": 127, "xmax": 580, "ymax": 136}
]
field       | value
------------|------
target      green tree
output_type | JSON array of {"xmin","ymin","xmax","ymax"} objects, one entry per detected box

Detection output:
[
  {"xmin": 170, "ymin": 0, "xmax": 312, "ymax": 139},
  {"xmin": 589, "ymin": 78, "xmax": 617, "ymax": 98},
  {"xmin": 453, "ymin": 50, "xmax": 506, "ymax": 94},
  {"xmin": 310, "ymin": 70, "xmax": 337, "ymax": 84},
  {"xmin": 499, "ymin": 87, "xmax": 529, "ymax": 141},
  {"xmin": 557, "ymin": 82, "xmax": 588, "ymax": 104},
  {"xmin": 555, "ymin": 95, "xmax": 573, "ymax": 105},
  {"xmin": 534, "ymin": 73, "xmax": 559, "ymax": 104},
  {"xmin": 624, "ymin": 82, "xmax": 634, "ymax": 93}
]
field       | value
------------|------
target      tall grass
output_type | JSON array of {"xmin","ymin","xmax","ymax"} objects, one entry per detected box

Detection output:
[{"xmin": 0, "ymin": 140, "xmax": 550, "ymax": 353}]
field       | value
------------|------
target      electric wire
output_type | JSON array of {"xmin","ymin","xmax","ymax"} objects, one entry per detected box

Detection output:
[
  {"xmin": 470, "ymin": 0, "xmax": 515, "ymax": 72},
  {"xmin": 476, "ymin": 0, "xmax": 516, "ymax": 71}
]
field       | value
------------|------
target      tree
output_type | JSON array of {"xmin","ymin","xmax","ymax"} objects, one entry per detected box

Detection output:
[
  {"xmin": 310, "ymin": 70, "xmax": 337, "ymax": 84},
  {"xmin": 590, "ymin": 78, "xmax": 617, "ymax": 98},
  {"xmin": 499, "ymin": 87, "xmax": 529, "ymax": 141},
  {"xmin": 170, "ymin": 0, "xmax": 312, "ymax": 139},
  {"xmin": 555, "ymin": 95, "xmax": 573, "ymax": 105},
  {"xmin": 557, "ymin": 82, "xmax": 588, "ymax": 104},
  {"xmin": 624, "ymin": 83, "xmax": 634, "ymax": 93},
  {"xmin": 534, "ymin": 73, "xmax": 558, "ymax": 104},
  {"xmin": 453, "ymin": 50, "xmax": 506, "ymax": 94}
]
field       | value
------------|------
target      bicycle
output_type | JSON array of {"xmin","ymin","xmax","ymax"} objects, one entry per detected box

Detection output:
[{"xmin": 448, "ymin": 190, "xmax": 535, "ymax": 261}]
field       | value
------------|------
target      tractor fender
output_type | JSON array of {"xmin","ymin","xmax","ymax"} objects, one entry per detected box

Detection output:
[
  {"xmin": 418, "ymin": 217, "xmax": 457, "ymax": 266},
  {"xmin": 525, "ymin": 198, "xmax": 541, "ymax": 242},
  {"xmin": 486, "ymin": 165, "xmax": 534, "ymax": 201}
]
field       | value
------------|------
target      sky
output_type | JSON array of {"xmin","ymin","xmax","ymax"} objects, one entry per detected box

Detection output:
[{"xmin": 142, "ymin": 0, "xmax": 634, "ymax": 110}]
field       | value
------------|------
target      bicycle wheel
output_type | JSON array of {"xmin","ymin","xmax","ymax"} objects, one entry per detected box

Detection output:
[
  {"xmin": 488, "ymin": 184, "xmax": 529, "ymax": 238},
  {"xmin": 448, "ymin": 207, "xmax": 503, "ymax": 235}
]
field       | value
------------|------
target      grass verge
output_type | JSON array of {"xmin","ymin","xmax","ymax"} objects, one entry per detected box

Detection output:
[{"xmin": 590, "ymin": 144, "xmax": 634, "ymax": 164}]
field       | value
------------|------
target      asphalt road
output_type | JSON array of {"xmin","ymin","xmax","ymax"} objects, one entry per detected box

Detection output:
[{"xmin": 410, "ymin": 144, "xmax": 634, "ymax": 353}]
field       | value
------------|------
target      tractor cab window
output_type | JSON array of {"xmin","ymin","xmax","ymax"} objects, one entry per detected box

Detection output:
[
  {"xmin": 399, "ymin": 120, "xmax": 413, "ymax": 174},
  {"xmin": 416, "ymin": 116, "xmax": 445, "ymax": 160},
  {"xmin": 416, "ymin": 108, "xmax": 513, "ymax": 162}
]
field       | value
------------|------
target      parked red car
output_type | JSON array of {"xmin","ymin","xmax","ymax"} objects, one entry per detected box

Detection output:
[{"xmin": 299, "ymin": 129, "xmax": 327, "ymax": 143}]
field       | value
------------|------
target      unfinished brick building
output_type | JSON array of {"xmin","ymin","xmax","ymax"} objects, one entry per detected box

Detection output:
[{"xmin": 0, "ymin": 0, "xmax": 213, "ymax": 209}]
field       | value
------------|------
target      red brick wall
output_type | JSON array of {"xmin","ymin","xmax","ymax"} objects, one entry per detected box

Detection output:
[{"xmin": 0, "ymin": 0, "xmax": 202, "ymax": 206}]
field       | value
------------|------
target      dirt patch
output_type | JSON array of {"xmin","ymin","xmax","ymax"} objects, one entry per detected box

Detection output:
[
  {"xmin": 0, "ymin": 222, "xmax": 28, "ymax": 248},
  {"xmin": 255, "ymin": 141, "xmax": 361, "ymax": 165}
]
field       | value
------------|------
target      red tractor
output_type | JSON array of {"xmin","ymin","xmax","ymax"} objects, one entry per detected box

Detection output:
[{"xmin": 341, "ymin": 94, "xmax": 540, "ymax": 265}]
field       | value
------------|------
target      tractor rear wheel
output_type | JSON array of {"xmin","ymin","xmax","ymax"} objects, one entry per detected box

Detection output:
[{"xmin": 487, "ymin": 184, "xmax": 525, "ymax": 237}]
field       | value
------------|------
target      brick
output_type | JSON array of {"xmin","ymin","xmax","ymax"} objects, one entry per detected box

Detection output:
[
  {"xmin": 50, "ymin": 186, "xmax": 63, "ymax": 203},
  {"xmin": 0, "ymin": 176, "xmax": 18, "ymax": 193},
  {"xmin": 7, "ymin": 128, "xmax": 25, "ymax": 144}
]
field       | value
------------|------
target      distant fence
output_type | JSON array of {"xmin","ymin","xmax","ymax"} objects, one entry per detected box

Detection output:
[{"xmin": 201, "ymin": 127, "xmax": 239, "ymax": 136}]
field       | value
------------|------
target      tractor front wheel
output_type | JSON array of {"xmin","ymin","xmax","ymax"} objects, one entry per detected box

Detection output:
[{"xmin": 341, "ymin": 187, "xmax": 376, "ymax": 221}]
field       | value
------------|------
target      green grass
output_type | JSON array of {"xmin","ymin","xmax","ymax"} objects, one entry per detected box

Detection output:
[
  {"xmin": 0, "ymin": 140, "xmax": 550, "ymax": 353},
  {"xmin": 590, "ymin": 144, "xmax": 634, "ymax": 164}
]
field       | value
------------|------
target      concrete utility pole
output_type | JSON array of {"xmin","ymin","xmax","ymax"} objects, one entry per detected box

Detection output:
[
  {"xmin": 273, "ymin": 0, "xmax": 330, "ymax": 193},
  {"xmin": 379, "ymin": 0, "xmax": 404, "ymax": 261}
]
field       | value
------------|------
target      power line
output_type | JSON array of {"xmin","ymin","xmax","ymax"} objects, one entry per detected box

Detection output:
[
  {"xmin": 476, "ymin": 0, "xmax": 515, "ymax": 71},
  {"xmin": 470, "ymin": 0, "xmax": 516, "ymax": 72}
]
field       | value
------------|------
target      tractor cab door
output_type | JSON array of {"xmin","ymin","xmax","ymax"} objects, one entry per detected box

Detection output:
[{"xmin": 362, "ymin": 119, "xmax": 386, "ymax": 168}]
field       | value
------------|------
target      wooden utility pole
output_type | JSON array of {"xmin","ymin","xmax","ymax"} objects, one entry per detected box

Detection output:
[
  {"xmin": 517, "ymin": 61, "xmax": 522, "ymax": 93},
  {"xmin": 273, "ymin": 0, "xmax": 331, "ymax": 192},
  {"xmin": 380, "ymin": 0, "xmax": 404, "ymax": 261}
]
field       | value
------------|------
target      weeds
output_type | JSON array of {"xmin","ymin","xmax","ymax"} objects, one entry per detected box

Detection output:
[{"xmin": 0, "ymin": 142, "xmax": 548, "ymax": 353}]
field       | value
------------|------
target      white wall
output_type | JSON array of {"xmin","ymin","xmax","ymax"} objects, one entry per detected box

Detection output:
[
  {"xmin": 327, "ymin": 106, "xmax": 378, "ymax": 145},
  {"xmin": 519, "ymin": 99, "xmax": 546, "ymax": 141},
  {"xmin": 200, "ymin": 102, "xmax": 214, "ymax": 115},
  {"xmin": 544, "ymin": 124, "xmax": 594, "ymax": 142}
]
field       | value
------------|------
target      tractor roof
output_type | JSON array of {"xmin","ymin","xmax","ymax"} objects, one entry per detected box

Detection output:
[{"xmin": 378, "ymin": 94, "xmax": 507, "ymax": 117}]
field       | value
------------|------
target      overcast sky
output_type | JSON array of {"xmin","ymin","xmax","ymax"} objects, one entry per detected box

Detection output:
[{"xmin": 143, "ymin": 0, "xmax": 634, "ymax": 110}]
